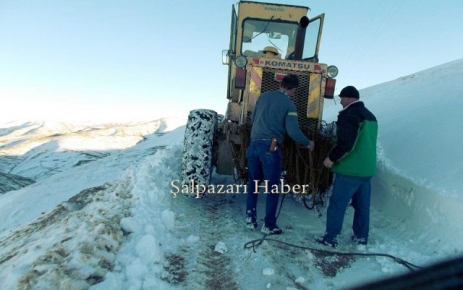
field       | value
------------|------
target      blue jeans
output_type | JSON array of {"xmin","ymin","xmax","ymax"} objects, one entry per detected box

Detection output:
[
  {"xmin": 325, "ymin": 173, "xmax": 372, "ymax": 243},
  {"xmin": 246, "ymin": 139, "xmax": 282, "ymax": 229}
]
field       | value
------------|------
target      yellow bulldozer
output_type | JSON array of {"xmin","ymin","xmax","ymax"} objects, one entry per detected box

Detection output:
[{"xmin": 181, "ymin": 1, "xmax": 338, "ymax": 204}]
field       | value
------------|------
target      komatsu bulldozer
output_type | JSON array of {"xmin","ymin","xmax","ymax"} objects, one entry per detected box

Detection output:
[{"xmin": 181, "ymin": 1, "xmax": 338, "ymax": 200}]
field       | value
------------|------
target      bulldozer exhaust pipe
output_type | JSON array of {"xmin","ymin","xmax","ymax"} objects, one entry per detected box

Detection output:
[{"xmin": 293, "ymin": 16, "xmax": 309, "ymax": 61}]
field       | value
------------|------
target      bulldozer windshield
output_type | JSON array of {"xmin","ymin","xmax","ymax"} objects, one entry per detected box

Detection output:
[
  {"xmin": 242, "ymin": 19, "xmax": 294, "ymax": 59},
  {"xmin": 241, "ymin": 17, "xmax": 322, "ymax": 61}
]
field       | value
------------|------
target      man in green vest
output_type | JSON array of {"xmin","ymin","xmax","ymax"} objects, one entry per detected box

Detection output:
[{"xmin": 317, "ymin": 85, "xmax": 378, "ymax": 247}]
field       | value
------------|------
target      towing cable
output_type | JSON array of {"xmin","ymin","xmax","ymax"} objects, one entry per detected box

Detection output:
[
  {"xmin": 244, "ymin": 190, "xmax": 422, "ymax": 272},
  {"xmin": 244, "ymin": 235, "xmax": 422, "ymax": 272}
]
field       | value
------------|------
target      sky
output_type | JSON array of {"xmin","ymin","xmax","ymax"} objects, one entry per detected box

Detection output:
[
  {"xmin": 0, "ymin": 59, "xmax": 463, "ymax": 289},
  {"xmin": 1, "ymin": 0, "xmax": 463, "ymax": 122}
]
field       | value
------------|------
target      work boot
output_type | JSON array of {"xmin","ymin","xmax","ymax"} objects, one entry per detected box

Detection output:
[
  {"xmin": 246, "ymin": 217, "xmax": 258, "ymax": 230},
  {"xmin": 351, "ymin": 235, "xmax": 367, "ymax": 245},
  {"xmin": 246, "ymin": 210, "xmax": 257, "ymax": 230},
  {"xmin": 315, "ymin": 236, "xmax": 338, "ymax": 248},
  {"xmin": 261, "ymin": 225, "xmax": 283, "ymax": 235}
]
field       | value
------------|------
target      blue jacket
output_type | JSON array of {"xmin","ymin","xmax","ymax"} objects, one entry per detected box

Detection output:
[{"xmin": 250, "ymin": 89, "xmax": 310, "ymax": 146}]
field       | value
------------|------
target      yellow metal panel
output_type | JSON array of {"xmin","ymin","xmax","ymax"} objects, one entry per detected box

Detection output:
[
  {"xmin": 307, "ymin": 73, "xmax": 322, "ymax": 119},
  {"xmin": 238, "ymin": 2, "xmax": 308, "ymax": 22},
  {"xmin": 249, "ymin": 66, "xmax": 262, "ymax": 107}
]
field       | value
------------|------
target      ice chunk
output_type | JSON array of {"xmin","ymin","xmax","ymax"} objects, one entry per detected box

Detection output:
[
  {"xmin": 161, "ymin": 209, "xmax": 175, "ymax": 230},
  {"xmin": 214, "ymin": 241, "xmax": 227, "ymax": 253},
  {"xmin": 263, "ymin": 268, "xmax": 274, "ymax": 276}
]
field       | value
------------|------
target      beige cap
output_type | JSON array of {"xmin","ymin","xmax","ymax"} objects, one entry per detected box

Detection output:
[{"xmin": 263, "ymin": 46, "xmax": 278, "ymax": 55}]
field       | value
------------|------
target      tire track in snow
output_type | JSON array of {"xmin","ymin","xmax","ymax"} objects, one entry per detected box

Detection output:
[
  {"xmin": 180, "ymin": 193, "xmax": 240, "ymax": 290},
  {"xmin": 202, "ymin": 194, "xmax": 241, "ymax": 290}
]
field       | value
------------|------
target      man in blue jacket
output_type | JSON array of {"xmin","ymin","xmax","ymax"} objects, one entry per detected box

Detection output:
[
  {"xmin": 317, "ymin": 85, "xmax": 378, "ymax": 247},
  {"xmin": 246, "ymin": 74, "xmax": 314, "ymax": 235}
]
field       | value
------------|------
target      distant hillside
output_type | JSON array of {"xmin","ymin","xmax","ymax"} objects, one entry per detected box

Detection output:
[{"xmin": 0, "ymin": 172, "xmax": 35, "ymax": 194}]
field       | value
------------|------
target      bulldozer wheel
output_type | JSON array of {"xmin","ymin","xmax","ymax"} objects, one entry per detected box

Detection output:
[{"xmin": 181, "ymin": 109, "xmax": 218, "ymax": 197}]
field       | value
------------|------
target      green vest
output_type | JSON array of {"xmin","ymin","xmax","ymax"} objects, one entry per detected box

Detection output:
[{"xmin": 331, "ymin": 120, "xmax": 378, "ymax": 177}]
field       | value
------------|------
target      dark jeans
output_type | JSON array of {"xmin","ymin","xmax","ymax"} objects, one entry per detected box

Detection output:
[
  {"xmin": 325, "ymin": 173, "xmax": 372, "ymax": 243},
  {"xmin": 246, "ymin": 139, "xmax": 282, "ymax": 229}
]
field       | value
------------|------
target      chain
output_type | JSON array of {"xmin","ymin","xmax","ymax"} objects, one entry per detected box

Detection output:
[{"xmin": 225, "ymin": 121, "xmax": 336, "ymax": 206}]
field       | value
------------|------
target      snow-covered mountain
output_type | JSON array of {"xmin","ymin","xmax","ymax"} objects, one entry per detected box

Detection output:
[
  {"xmin": 0, "ymin": 172, "xmax": 35, "ymax": 194},
  {"xmin": 1, "ymin": 59, "xmax": 462, "ymax": 289}
]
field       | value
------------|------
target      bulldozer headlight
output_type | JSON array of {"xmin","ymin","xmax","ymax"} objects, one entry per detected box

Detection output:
[
  {"xmin": 235, "ymin": 55, "xmax": 247, "ymax": 68},
  {"xmin": 327, "ymin": 65, "xmax": 339, "ymax": 78}
]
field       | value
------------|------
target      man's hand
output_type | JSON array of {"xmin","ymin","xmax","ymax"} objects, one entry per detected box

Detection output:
[
  {"xmin": 307, "ymin": 141, "xmax": 315, "ymax": 151},
  {"xmin": 323, "ymin": 157, "xmax": 334, "ymax": 168}
]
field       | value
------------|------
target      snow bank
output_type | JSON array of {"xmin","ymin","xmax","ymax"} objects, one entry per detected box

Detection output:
[
  {"xmin": 323, "ymin": 58, "xmax": 463, "ymax": 257},
  {"xmin": 90, "ymin": 144, "xmax": 184, "ymax": 290}
]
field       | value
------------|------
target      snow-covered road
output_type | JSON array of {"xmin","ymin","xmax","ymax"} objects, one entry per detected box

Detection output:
[{"xmin": 3, "ymin": 56, "xmax": 463, "ymax": 289}]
